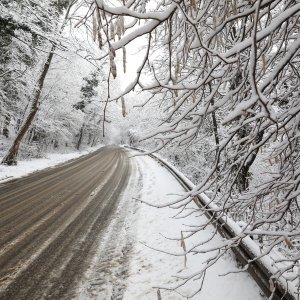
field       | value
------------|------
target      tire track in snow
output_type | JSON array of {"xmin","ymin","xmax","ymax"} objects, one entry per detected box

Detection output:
[{"xmin": 0, "ymin": 146, "xmax": 132, "ymax": 300}]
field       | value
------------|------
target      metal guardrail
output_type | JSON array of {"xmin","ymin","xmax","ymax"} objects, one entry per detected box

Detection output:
[{"xmin": 126, "ymin": 145, "xmax": 296, "ymax": 300}]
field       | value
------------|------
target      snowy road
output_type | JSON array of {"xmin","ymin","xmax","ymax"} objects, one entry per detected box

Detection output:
[
  {"xmin": 0, "ymin": 146, "xmax": 265, "ymax": 299},
  {"xmin": 0, "ymin": 146, "xmax": 130, "ymax": 300}
]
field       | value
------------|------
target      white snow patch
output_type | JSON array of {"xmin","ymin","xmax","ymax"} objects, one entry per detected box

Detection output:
[
  {"xmin": 0, "ymin": 145, "xmax": 104, "ymax": 183},
  {"xmin": 122, "ymin": 154, "xmax": 265, "ymax": 299}
]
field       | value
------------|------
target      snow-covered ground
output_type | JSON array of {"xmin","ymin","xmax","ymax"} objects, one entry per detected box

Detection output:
[
  {"xmin": 75, "ymin": 151, "xmax": 265, "ymax": 299},
  {"xmin": 121, "ymin": 154, "xmax": 265, "ymax": 300},
  {"xmin": 0, "ymin": 145, "xmax": 104, "ymax": 183},
  {"xmin": 0, "ymin": 147, "xmax": 265, "ymax": 299}
]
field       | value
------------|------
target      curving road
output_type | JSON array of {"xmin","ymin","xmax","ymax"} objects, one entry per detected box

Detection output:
[{"xmin": 0, "ymin": 146, "xmax": 131, "ymax": 300}]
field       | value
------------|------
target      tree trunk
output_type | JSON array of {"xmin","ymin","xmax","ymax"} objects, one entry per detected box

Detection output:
[
  {"xmin": 3, "ymin": 113, "xmax": 10, "ymax": 138},
  {"xmin": 88, "ymin": 132, "xmax": 93, "ymax": 145},
  {"xmin": 208, "ymin": 83, "xmax": 220, "ymax": 156},
  {"xmin": 1, "ymin": 47, "xmax": 55, "ymax": 165},
  {"xmin": 211, "ymin": 105, "xmax": 219, "ymax": 153},
  {"xmin": 91, "ymin": 135, "xmax": 97, "ymax": 147},
  {"xmin": 1, "ymin": 0, "xmax": 75, "ymax": 165},
  {"xmin": 76, "ymin": 123, "xmax": 85, "ymax": 150},
  {"xmin": 209, "ymin": 84, "xmax": 220, "ymax": 176},
  {"xmin": 237, "ymin": 130, "xmax": 264, "ymax": 192}
]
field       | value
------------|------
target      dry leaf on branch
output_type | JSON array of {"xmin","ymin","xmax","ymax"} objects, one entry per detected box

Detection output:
[
  {"xmin": 121, "ymin": 96, "xmax": 126, "ymax": 117},
  {"xmin": 123, "ymin": 46, "xmax": 126, "ymax": 73}
]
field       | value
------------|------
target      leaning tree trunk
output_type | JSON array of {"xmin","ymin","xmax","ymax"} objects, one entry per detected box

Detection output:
[
  {"xmin": 1, "ymin": 47, "xmax": 55, "ymax": 165},
  {"xmin": 1, "ymin": 1, "xmax": 75, "ymax": 165}
]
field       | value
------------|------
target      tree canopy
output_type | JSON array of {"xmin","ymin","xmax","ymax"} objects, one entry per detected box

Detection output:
[{"xmin": 90, "ymin": 0, "xmax": 300, "ymax": 294}]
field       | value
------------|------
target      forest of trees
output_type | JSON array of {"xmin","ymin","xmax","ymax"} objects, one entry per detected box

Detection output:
[
  {"xmin": 1, "ymin": 0, "xmax": 299, "ymax": 297},
  {"xmin": 0, "ymin": 0, "xmax": 129, "ymax": 165}
]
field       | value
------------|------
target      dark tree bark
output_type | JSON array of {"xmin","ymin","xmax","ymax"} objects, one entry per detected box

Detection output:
[
  {"xmin": 211, "ymin": 102, "xmax": 219, "ymax": 154},
  {"xmin": 208, "ymin": 83, "xmax": 220, "ymax": 156},
  {"xmin": 237, "ymin": 129, "xmax": 264, "ymax": 192},
  {"xmin": 76, "ymin": 123, "xmax": 85, "ymax": 150}
]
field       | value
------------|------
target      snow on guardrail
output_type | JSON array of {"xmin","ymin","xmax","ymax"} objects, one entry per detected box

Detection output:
[{"xmin": 125, "ymin": 145, "xmax": 298, "ymax": 300}]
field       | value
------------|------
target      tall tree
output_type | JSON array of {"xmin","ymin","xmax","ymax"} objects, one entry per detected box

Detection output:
[
  {"xmin": 91, "ymin": 0, "xmax": 300, "ymax": 294},
  {"xmin": 73, "ymin": 70, "xmax": 100, "ymax": 150},
  {"xmin": 0, "ymin": 1, "xmax": 36, "ymax": 139},
  {"xmin": 1, "ymin": 0, "xmax": 77, "ymax": 165}
]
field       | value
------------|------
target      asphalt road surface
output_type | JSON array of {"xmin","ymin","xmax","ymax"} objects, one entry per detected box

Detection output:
[{"xmin": 0, "ymin": 146, "xmax": 131, "ymax": 300}]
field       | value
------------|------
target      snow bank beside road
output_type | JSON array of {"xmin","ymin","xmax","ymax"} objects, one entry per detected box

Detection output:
[
  {"xmin": 123, "ymin": 155, "xmax": 265, "ymax": 299},
  {"xmin": 0, "ymin": 145, "xmax": 104, "ymax": 183}
]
